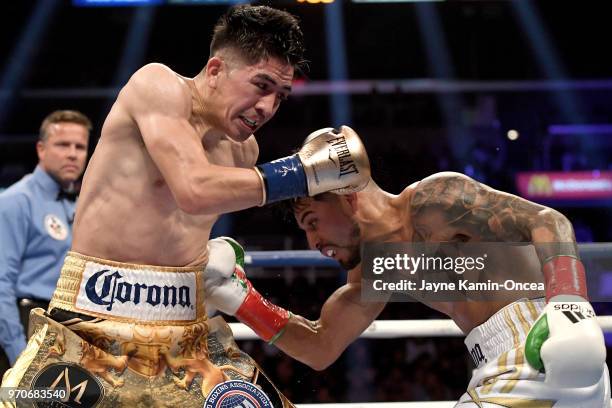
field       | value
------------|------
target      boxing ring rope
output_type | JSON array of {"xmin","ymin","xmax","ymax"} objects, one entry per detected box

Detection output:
[
  {"xmin": 244, "ymin": 243, "xmax": 612, "ymax": 268},
  {"xmin": 244, "ymin": 249, "xmax": 339, "ymax": 268},
  {"xmin": 237, "ymin": 243, "xmax": 612, "ymax": 408},
  {"xmin": 230, "ymin": 316, "xmax": 612, "ymax": 341},
  {"xmin": 234, "ymin": 243, "xmax": 612, "ymax": 339}
]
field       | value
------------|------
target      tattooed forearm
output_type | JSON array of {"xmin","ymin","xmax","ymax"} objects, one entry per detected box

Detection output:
[{"xmin": 410, "ymin": 172, "xmax": 578, "ymax": 261}]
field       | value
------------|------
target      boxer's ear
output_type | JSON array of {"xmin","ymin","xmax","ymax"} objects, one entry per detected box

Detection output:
[{"xmin": 205, "ymin": 57, "xmax": 223, "ymax": 88}]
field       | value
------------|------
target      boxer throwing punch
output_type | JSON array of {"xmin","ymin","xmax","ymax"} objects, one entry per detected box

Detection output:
[
  {"xmin": 207, "ymin": 171, "xmax": 609, "ymax": 407},
  {"xmin": 1, "ymin": 5, "xmax": 369, "ymax": 408}
]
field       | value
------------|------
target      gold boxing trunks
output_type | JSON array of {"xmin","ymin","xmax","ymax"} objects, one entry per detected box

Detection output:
[{"xmin": 1, "ymin": 252, "xmax": 294, "ymax": 408}]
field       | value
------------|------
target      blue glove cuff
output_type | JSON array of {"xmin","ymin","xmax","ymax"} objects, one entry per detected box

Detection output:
[{"xmin": 256, "ymin": 155, "xmax": 307, "ymax": 204}]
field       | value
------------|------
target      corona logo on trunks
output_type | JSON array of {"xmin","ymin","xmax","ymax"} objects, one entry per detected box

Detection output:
[
  {"xmin": 204, "ymin": 380, "xmax": 273, "ymax": 408},
  {"xmin": 326, "ymin": 136, "xmax": 359, "ymax": 177},
  {"xmin": 75, "ymin": 261, "xmax": 197, "ymax": 321},
  {"xmin": 32, "ymin": 363, "xmax": 104, "ymax": 407}
]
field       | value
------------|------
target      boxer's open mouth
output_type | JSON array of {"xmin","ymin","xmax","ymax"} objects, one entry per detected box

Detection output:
[{"xmin": 239, "ymin": 115, "xmax": 258, "ymax": 130}]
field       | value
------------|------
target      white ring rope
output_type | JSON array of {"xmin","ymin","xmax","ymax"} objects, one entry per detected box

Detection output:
[{"xmin": 229, "ymin": 316, "xmax": 612, "ymax": 340}]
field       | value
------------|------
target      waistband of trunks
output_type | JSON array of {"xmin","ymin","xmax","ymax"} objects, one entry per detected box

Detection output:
[
  {"xmin": 464, "ymin": 298, "xmax": 545, "ymax": 368},
  {"xmin": 49, "ymin": 251, "xmax": 207, "ymax": 325}
]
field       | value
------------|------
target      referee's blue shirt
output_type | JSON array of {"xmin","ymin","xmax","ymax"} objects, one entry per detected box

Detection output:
[{"xmin": 0, "ymin": 166, "xmax": 76, "ymax": 364}]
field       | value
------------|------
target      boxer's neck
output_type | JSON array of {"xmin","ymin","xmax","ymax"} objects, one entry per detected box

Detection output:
[
  {"xmin": 353, "ymin": 183, "xmax": 404, "ymax": 242},
  {"xmin": 190, "ymin": 74, "xmax": 227, "ymax": 144}
]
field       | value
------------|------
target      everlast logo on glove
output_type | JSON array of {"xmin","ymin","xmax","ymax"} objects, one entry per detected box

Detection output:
[
  {"xmin": 294, "ymin": 125, "xmax": 370, "ymax": 197},
  {"xmin": 326, "ymin": 136, "xmax": 359, "ymax": 177},
  {"xmin": 76, "ymin": 261, "xmax": 196, "ymax": 321}
]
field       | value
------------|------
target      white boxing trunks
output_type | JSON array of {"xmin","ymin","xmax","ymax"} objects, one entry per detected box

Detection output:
[{"xmin": 457, "ymin": 298, "xmax": 610, "ymax": 407}]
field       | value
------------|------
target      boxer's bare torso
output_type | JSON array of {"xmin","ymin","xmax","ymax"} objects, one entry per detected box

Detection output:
[
  {"xmin": 363, "ymin": 182, "xmax": 543, "ymax": 332},
  {"xmin": 285, "ymin": 173, "xmax": 575, "ymax": 369},
  {"xmin": 72, "ymin": 64, "xmax": 258, "ymax": 267}
]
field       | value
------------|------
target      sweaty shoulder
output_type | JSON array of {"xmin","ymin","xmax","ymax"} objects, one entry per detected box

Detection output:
[
  {"xmin": 411, "ymin": 172, "xmax": 475, "ymax": 203},
  {"xmin": 121, "ymin": 63, "xmax": 192, "ymax": 118},
  {"xmin": 408, "ymin": 171, "xmax": 493, "ymax": 226},
  {"xmin": 399, "ymin": 173, "xmax": 463, "ymax": 201},
  {"xmin": 416, "ymin": 171, "xmax": 471, "ymax": 186}
]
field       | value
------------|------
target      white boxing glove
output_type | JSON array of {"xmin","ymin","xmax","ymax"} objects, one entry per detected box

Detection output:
[
  {"xmin": 204, "ymin": 237, "xmax": 290, "ymax": 343},
  {"xmin": 204, "ymin": 237, "xmax": 248, "ymax": 315},
  {"xmin": 526, "ymin": 295, "xmax": 606, "ymax": 388}
]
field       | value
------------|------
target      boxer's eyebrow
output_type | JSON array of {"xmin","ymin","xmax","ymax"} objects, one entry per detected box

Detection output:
[
  {"xmin": 299, "ymin": 210, "xmax": 314, "ymax": 226},
  {"xmin": 254, "ymin": 73, "xmax": 292, "ymax": 93}
]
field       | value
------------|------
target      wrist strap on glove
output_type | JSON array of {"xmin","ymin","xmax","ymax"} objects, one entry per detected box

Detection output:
[
  {"xmin": 234, "ymin": 269, "xmax": 291, "ymax": 343},
  {"xmin": 235, "ymin": 266, "xmax": 291, "ymax": 344},
  {"xmin": 255, "ymin": 155, "xmax": 307, "ymax": 205},
  {"xmin": 217, "ymin": 237, "xmax": 291, "ymax": 343},
  {"xmin": 542, "ymin": 256, "xmax": 588, "ymax": 301}
]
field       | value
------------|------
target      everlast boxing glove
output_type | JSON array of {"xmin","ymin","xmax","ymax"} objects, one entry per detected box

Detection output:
[{"xmin": 254, "ymin": 125, "xmax": 371, "ymax": 205}]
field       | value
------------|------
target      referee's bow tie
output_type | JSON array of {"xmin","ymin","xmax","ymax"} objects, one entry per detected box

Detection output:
[{"xmin": 56, "ymin": 190, "xmax": 78, "ymax": 202}]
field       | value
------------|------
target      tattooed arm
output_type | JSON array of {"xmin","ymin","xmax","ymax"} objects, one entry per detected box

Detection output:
[
  {"xmin": 408, "ymin": 172, "xmax": 578, "ymax": 265},
  {"xmin": 410, "ymin": 172, "xmax": 587, "ymax": 301},
  {"xmin": 410, "ymin": 173, "xmax": 605, "ymax": 386}
]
